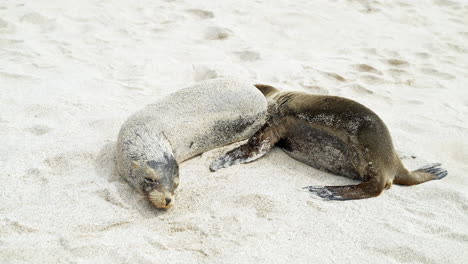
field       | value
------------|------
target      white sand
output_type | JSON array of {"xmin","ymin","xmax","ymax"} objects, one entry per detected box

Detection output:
[{"xmin": 1, "ymin": 0, "xmax": 467, "ymax": 263}]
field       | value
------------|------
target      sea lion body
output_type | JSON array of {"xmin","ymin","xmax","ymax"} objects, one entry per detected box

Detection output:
[
  {"xmin": 116, "ymin": 79, "xmax": 267, "ymax": 208},
  {"xmin": 211, "ymin": 85, "xmax": 447, "ymax": 200}
]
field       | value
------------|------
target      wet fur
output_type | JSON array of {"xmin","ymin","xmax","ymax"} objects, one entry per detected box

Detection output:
[{"xmin": 211, "ymin": 84, "xmax": 448, "ymax": 200}]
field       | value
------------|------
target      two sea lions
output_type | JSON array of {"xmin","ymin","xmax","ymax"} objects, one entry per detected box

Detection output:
[
  {"xmin": 116, "ymin": 79, "xmax": 267, "ymax": 208},
  {"xmin": 211, "ymin": 84, "xmax": 447, "ymax": 200}
]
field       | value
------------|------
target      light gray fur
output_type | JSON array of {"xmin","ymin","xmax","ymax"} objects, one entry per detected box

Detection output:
[{"xmin": 116, "ymin": 78, "xmax": 268, "ymax": 194}]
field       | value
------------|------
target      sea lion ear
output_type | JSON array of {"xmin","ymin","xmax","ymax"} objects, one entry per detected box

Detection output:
[{"xmin": 131, "ymin": 161, "xmax": 140, "ymax": 168}]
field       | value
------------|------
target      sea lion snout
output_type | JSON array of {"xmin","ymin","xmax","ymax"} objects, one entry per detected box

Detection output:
[{"xmin": 146, "ymin": 190, "xmax": 175, "ymax": 209}]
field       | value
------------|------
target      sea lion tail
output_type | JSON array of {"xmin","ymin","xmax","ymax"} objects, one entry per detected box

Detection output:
[
  {"xmin": 254, "ymin": 84, "xmax": 280, "ymax": 98},
  {"xmin": 394, "ymin": 163, "xmax": 448, "ymax": 186}
]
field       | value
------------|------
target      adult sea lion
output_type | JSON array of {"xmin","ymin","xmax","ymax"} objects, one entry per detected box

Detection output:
[
  {"xmin": 210, "ymin": 84, "xmax": 447, "ymax": 200},
  {"xmin": 116, "ymin": 79, "xmax": 267, "ymax": 208}
]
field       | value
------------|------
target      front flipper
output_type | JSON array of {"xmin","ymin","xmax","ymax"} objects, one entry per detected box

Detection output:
[
  {"xmin": 304, "ymin": 178, "xmax": 386, "ymax": 201},
  {"xmin": 210, "ymin": 122, "xmax": 282, "ymax": 171}
]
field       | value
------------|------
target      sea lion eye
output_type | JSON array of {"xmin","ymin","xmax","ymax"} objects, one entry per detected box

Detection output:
[{"xmin": 144, "ymin": 177, "xmax": 159, "ymax": 185}]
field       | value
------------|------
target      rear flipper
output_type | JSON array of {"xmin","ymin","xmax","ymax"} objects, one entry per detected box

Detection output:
[
  {"xmin": 210, "ymin": 122, "xmax": 281, "ymax": 171},
  {"xmin": 394, "ymin": 163, "xmax": 447, "ymax": 186},
  {"xmin": 304, "ymin": 179, "xmax": 386, "ymax": 201}
]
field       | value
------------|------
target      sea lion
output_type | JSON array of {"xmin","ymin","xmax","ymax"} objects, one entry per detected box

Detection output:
[
  {"xmin": 116, "ymin": 79, "xmax": 267, "ymax": 208},
  {"xmin": 210, "ymin": 84, "xmax": 447, "ymax": 200}
]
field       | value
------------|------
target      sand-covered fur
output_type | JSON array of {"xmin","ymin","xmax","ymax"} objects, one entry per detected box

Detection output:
[{"xmin": 116, "ymin": 78, "xmax": 267, "ymax": 208}]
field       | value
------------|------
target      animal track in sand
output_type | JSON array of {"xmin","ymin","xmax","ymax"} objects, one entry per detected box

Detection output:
[
  {"xmin": 386, "ymin": 68, "xmax": 414, "ymax": 84},
  {"xmin": 419, "ymin": 67, "xmax": 455, "ymax": 80},
  {"xmin": 235, "ymin": 194, "xmax": 276, "ymax": 218},
  {"xmin": 186, "ymin": 9, "xmax": 214, "ymax": 19},
  {"xmin": 369, "ymin": 246, "xmax": 434, "ymax": 263},
  {"xmin": 0, "ymin": 219, "xmax": 38, "ymax": 235},
  {"xmin": 0, "ymin": 38, "xmax": 23, "ymax": 47},
  {"xmin": 413, "ymin": 52, "xmax": 431, "ymax": 59},
  {"xmin": 446, "ymin": 43, "xmax": 468, "ymax": 54},
  {"xmin": 192, "ymin": 65, "xmax": 218, "ymax": 81},
  {"xmin": 23, "ymin": 168, "xmax": 49, "ymax": 185},
  {"xmin": 94, "ymin": 189, "xmax": 127, "ymax": 209},
  {"xmin": 0, "ymin": 18, "xmax": 15, "ymax": 34},
  {"xmin": 20, "ymin": 12, "xmax": 48, "ymax": 25},
  {"xmin": 433, "ymin": 0, "xmax": 459, "ymax": 7},
  {"xmin": 353, "ymin": 64, "xmax": 382, "ymax": 75},
  {"xmin": 324, "ymin": 72, "xmax": 346, "ymax": 82},
  {"xmin": 0, "ymin": 18, "xmax": 8, "ymax": 28},
  {"xmin": 358, "ymin": 73, "xmax": 387, "ymax": 85},
  {"xmin": 385, "ymin": 59, "xmax": 410, "ymax": 67},
  {"xmin": 25, "ymin": 104, "xmax": 58, "ymax": 119},
  {"xmin": 359, "ymin": 48, "xmax": 378, "ymax": 55},
  {"xmin": 348, "ymin": 84, "xmax": 374, "ymax": 95},
  {"xmin": 233, "ymin": 50, "xmax": 261, "ymax": 62},
  {"xmin": 168, "ymin": 221, "xmax": 206, "ymax": 235},
  {"xmin": 204, "ymin": 27, "xmax": 232, "ymax": 40},
  {"xmin": 44, "ymin": 151, "xmax": 96, "ymax": 174},
  {"xmin": 404, "ymin": 99, "xmax": 424, "ymax": 105},
  {"xmin": 26, "ymin": 124, "xmax": 52, "ymax": 136}
]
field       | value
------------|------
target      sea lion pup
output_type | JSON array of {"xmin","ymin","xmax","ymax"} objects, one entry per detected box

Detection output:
[
  {"xmin": 116, "ymin": 79, "xmax": 267, "ymax": 208},
  {"xmin": 210, "ymin": 84, "xmax": 447, "ymax": 200}
]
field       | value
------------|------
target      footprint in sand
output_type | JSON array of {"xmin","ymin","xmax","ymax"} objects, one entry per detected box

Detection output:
[
  {"xmin": 20, "ymin": 12, "xmax": 56, "ymax": 31},
  {"xmin": 385, "ymin": 59, "xmax": 410, "ymax": 67},
  {"xmin": 318, "ymin": 71, "xmax": 346, "ymax": 83},
  {"xmin": 446, "ymin": 43, "xmax": 468, "ymax": 54},
  {"xmin": 94, "ymin": 188, "xmax": 128, "ymax": 209},
  {"xmin": 26, "ymin": 124, "xmax": 52, "ymax": 136},
  {"xmin": 358, "ymin": 73, "xmax": 387, "ymax": 85},
  {"xmin": 353, "ymin": 63, "xmax": 382, "ymax": 75},
  {"xmin": 20, "ymin": 12, "xmax": 49, "ymax": 24},
  {"xmin": 235, "ymin": 194, "xmax": 277, "ymax": 219},
  {"xmin": 359, "ymin": 48, "xmax": 378, "ymax": 56},
  {"xmin": 413, "ymin": 52, "xmax": 431, "ymax": 59},
  {"xmin": 433, "ymin": 0, "xmax": 459, "ymax": 7},
  {"xmin": 0, "ymin": 18, "xmax": 15, "ymax": 33},
  {"xmin": 44, "ymin": 151, "xmax": 96, "ymax": 175},
  {"xmin": 419, "ymin": 67, "xmax": 455, "ymax": 80},
  {"xmin": 233, "ymin": 50, "xmax": 261, "ymax": 62},
  {"xmin": 386, "ymin": 68, "xmax": 414, "ymax": 83},
  {"xmin": 204, "ymin": 27, "xmax": 232, "ymax": 40},
  {"xmin": 405, "ymin": 99, "xmax": 424, "ymax": 105},
  {"xmin": 369, "ymin": 245, "xmax": 434, "ymax": 263},
  {"xmin": 348, "ymin": 83, "xmax": 374, "ymax": 95},
  {"xmin": 186, "ymin": 9, "xmax": 214, "ymax": 19},
  {"xmin": 0, "ymin": 18, "xmax": 8, "ymax": 28},
  {"xmin": 23, "ymin": 168, "xmax": 49, "ymax": 185}
]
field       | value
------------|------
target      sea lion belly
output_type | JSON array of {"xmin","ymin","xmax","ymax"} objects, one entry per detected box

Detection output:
[{"xmin": 277, "ymin": 119, "xmax": 362, "ymax": 180}]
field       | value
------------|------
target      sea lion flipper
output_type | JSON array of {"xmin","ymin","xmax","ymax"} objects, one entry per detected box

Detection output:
[
  {"xmin": 394, "ymin": 163, "xmax": 448, "ymax": 185},
  {"xmin": 304, "ymin": 179, "xmax": 386, "ymax": 201},
  {"xmin": 210, "ymin": 122, "xmax": 281, "ymax": 171}
]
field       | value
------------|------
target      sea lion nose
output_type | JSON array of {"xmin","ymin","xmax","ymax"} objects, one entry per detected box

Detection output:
[{"xmin": 165, "ymin": 198, "xmax": 172, "ymax": 205}]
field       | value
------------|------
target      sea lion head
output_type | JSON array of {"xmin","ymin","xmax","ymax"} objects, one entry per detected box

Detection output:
[{"xmin": 131, "ymin": 155, "xmax": 179, "ymax": 209}]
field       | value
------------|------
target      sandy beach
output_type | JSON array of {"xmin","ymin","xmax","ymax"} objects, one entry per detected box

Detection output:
[{"xmin": 1, "ymin": 0, "xmax": 467, "ymax": 263}]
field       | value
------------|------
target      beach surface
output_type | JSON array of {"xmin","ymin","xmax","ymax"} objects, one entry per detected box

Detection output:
[{"xmin": 1, "ymin": 0, "xmax": 467, "ymax": 263}]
